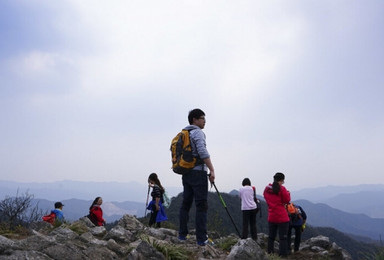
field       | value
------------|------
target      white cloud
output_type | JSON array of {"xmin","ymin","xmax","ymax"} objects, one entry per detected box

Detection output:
[
  {"xmin": 62, "ymin": 1, "xmax": 306, "ymax": 101},
  {"xmin": 8, "ymin": 51, "xmax": 68, "ymax": 78}
]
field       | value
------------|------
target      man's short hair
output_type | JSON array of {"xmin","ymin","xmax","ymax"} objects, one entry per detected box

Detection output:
[
  {"xmin": 188, "ymin": 108, "xmax": 205, "ymax": 124},
  {"xmin": 55, "ymin": 202, "xmax": 64, "ymax": 208}
]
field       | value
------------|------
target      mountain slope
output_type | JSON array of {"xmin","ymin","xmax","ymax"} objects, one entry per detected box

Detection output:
[
  {"xmin": 294, "ymin": 199, "xmax": 384, "ymax": 241},
  {"xmin": 162, "ymin": 193, "xmax": 381, "ymax": 259}
]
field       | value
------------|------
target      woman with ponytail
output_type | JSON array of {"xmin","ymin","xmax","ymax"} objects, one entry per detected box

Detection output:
[
  {"xmin": 147, "ymin": 173, "xmax": 167, "ymax": 227},
  {"xmin": 263, "ymin": 172, "xmax": 291, "ymax": 257}
]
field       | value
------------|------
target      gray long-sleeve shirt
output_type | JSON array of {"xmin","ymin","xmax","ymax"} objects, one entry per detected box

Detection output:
[{"xmin": 184, "ymin": 125, "xmax": 210, "ymax": 171}]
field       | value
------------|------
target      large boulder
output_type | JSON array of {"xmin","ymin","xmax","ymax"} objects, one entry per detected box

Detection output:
[
  {"xmin": 0, "ymin": 235, "xmax": 14, "ymax": 253},
  {"xmin": 105, "ymin": 225, "xmax": 134, "ymax": 243}
]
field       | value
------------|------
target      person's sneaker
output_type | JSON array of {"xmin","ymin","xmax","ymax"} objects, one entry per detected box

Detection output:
[
  {"xmin": 178, "ymin": 235, "xmax": 187, "ymax": 241},
  {"xmin": 197, "ymin": 239, "xmax": 209, "ymax": 246}
]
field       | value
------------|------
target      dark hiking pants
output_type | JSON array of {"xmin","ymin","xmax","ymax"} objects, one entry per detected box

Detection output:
[
  {"xmin": 267, "ymin": 221, "xmax": 289, "ymax": 257},
  {"xmin": 179, "ymin": 170, "xmax": 208, "ymax": 244},
  {"xmin": 242, "ymin": 209, "xmax": 257, "ymax": 239}
]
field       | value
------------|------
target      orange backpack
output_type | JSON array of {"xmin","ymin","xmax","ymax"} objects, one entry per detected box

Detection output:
[
  {"xmin": 170, "ymin": 129, "xmax": 201, "ymax": 174},
  {"xmin": 287, "ymin": 203, "xmax": 299, "ymax": 215}
]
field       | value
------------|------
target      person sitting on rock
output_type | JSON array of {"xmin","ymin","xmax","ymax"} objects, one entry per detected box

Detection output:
[
  {"xmin": 52, "ymin": 202, "xmax": 65, "ymax": 222},
  {"xmin": 88, "ymin": 197, "xmax": 106, "ymax": 226},
  {"xmin": 43, "ymin": 201, "xmax": 65, "ymax": 224}
]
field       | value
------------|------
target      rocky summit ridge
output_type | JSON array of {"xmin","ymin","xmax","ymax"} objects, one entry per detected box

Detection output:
[{"xmin": 0, "ymin": 214, "xmax": 352, "ymax": 259}]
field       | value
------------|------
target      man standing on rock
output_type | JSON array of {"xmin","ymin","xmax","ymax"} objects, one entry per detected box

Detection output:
[{"xmin": 178, "ymin": 108, "xmax": 215, "ymax": 246}]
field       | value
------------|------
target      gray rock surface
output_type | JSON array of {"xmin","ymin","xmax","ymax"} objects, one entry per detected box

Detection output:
[{"xmin": 0, "ymin": 215, "xmax": 352, "ymax": 259}]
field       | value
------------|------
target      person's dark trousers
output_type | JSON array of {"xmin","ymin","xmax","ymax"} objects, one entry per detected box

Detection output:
[
  {"xmin": 149, "ymin": 203, "xmax": 159, "ymax": 227},
  {"xmin": 287, "ymin": 225, "xmax": 302, "ymax": 252},
  {"xmin": 242, "ymin": 209, "xmax": 257, "ymax": 239},
  {"xmin": 267, "ymin": 221, "xmax": 289, "ymax": 257},
  {"xmin": 179, "ymin": 170, "xmax": 208, "ymax": 243}
]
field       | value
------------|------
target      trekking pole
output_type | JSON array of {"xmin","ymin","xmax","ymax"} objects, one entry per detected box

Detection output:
[
  {"xmin": 211, "ymin": 182, "xmax": 241, "ymax": 237},
  {"xmin": 144, "ymin": 185, "xmax": 150, "ymax": 218}
]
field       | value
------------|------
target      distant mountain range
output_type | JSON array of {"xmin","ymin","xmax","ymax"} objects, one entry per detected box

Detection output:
[
  {"xmin": 291, "ymin": 184, "xmax": 384, "ymax": 202},
  {"xmin": 291, "ymin": 184, "xmax": 384, "ymax": 218},
  {"xmin": 33, "ymin": 195, "xmax": 384, "ymax": 241},
  {"xmin": 2, "ymin": 180, "xmax": 384, "ymax": 240},
  {"xmin": 31, "ymin": 198, "xmax": 144, "ymax": 223},
  {"xmin": 0, "ymin": 180, "xmax": 182, "ymax": 203}
]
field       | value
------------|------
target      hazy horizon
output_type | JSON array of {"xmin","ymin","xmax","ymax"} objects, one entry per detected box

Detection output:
[{"xmin": 1, "ymin": 179, "xmax": 383, "ymax": 197}]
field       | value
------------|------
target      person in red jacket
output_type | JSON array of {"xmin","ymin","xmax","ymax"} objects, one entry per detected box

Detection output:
[
  {"xmin": 89, "ymin": 197, "xmax": 106, "ymax": 226},
  {"xmin": 263, "ymin": 172, "xmax": 291, "ymax": 257}
]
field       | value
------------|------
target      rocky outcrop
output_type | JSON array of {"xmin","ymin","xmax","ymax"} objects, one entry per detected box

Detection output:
[
  {"xmin": 297, "ymin": 235, "xmax": 352, "ymax": 260},
  {"xmin": 226, "ymin": 234, "xmax": 352, "ymax": 260},
  {"xmin": 0, "ymin": 215, "xmax": 352, "ymax": 259}
]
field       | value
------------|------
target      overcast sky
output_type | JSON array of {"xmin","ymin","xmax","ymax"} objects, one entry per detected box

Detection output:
[{"xmin": 1, "ymin": 0, "xmax": 383, "ymax": 195}]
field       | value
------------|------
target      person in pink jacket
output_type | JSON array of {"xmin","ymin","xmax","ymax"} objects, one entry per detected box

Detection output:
[{"xmin": 263, "ymin": 172, "xmax": 291, "ymax": 257}]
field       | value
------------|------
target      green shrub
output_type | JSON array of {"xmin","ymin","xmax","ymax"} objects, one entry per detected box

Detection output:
[
  {"xmin": 69, "ymin": 222, "xmax": 89, "ymax": 235},
  {"xmin": 215, "ymin": 236, "xmax": 238, "ymax": 252},
  {"xmin": 375, "ymin": 248, "xmax": 384, "ymax": 260},
  {"xmin": 0, "ymin": 224, "xmax": 30, "ymax": 239},
  {"xmin": 140, "ymin": 234, "xmax": 193, "ymax": 260}
]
